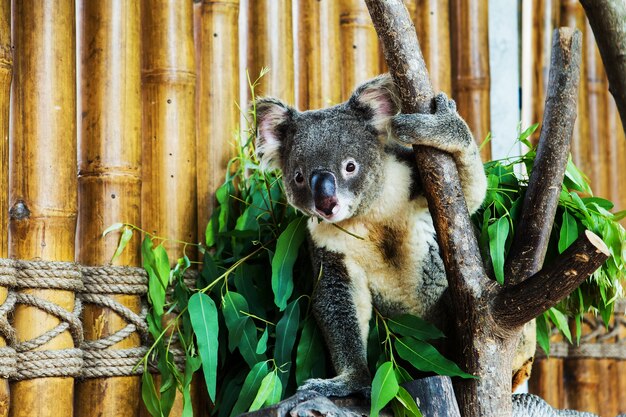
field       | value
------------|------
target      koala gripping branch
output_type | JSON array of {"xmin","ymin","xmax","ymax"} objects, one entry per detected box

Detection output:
[{"xmin": 366, "ymin": 1, "xmax": 608, "ymax": 416}]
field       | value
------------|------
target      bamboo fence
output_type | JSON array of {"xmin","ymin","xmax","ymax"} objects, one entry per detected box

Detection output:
[
  {"xmin": 9, "ymin": 2, "xmax": 78, "ymax": 417},
  {"xmin": 0, "ymin": 0, "xmax": 623, "ymax": 416},
  {"xmin": 0, "ymin": 0, "xmax": 10, "ymax": 414},
  {"xmin": 75, "ymin": 2, "xmax": 143, "ymax": 417},
  {"xmin": 140, "ymin": 1, "xmax": 199, "ymax": 415}
]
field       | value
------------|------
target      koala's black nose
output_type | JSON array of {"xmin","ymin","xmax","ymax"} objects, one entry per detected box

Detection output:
[{"xmin": 310, "ymin": 170, "xmax": 338, "ymax": 216}]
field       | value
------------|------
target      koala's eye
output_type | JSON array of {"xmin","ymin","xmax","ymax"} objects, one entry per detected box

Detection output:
[
  {"xmin": 294, "ymin": 171, "xmax": 305, "ymax": 184},
  {"xmin": 343, "ymin": 159, "xmax": 358, "ymax": 176}
]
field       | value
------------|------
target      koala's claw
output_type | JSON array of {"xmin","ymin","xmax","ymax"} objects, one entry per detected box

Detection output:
[{"xmin": 297, "ymin": 376, "xmax": 371, "ymax": 398}]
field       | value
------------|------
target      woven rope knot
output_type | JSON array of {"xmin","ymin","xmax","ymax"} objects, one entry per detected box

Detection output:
[
  {"xmin": 0, "ymin": 259, "xmax": 17, "ymax": 378},
  {"xmin": 12, "ymin": 259, "xmax": 84, "ymax": 379},
  {"xmin": 79, "ymin": 265, "xmax": 149, "ymax": 378}
]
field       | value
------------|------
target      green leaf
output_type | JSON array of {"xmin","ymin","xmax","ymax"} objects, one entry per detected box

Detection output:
[
  {"xmin": 296, "ymin": 318, "xmax": 326, "ymax": 386},
  {"xmin": 274, "ymin": 300, "xmax": 300, "ymax": 391},
  {"xmin": 143, "ymin": 237, "xmax": 166, "ymax": 316},
  {"xmin": 547, "ymin": 307, "xmax": 572, "ymax": 344},
  {"xmin": 111, "ymin": 227, "xmax": 133, "ymax": 263},
  {"xmin": 488, "ymin": 217, "xmax": 510, "ymax": 284},
  {"xmin": 272, "ymin": 217, "xmax": 308, "ymax": 310},
  {"xmin": 519, "ymin": 123, "xmax": 539, "ymax": 147},
  {"xmin": 230, "ymin": 362, "xmax": 270, "ymax": 417},
  {"xmin": 387, "ymin": 314, "xmax": 445, "ymax": 340},
  {"xmin": 395, "ymin": 386, "xmax": 423, "ymax": 417},
  {"xmin": 141, "ymin": 372, "xmax": 162, "ymax": 417},
  {"xmin": 153, "ymin": 245, "xmax": 171, "ymax": 289},
  {"xmin": 102, "ymin": 222, "xmax": 124, "ymax": 237},
  {"xmin": 249, "ymin": 372, "xmax": 281, "ymax": 412},
  {"xmin": 234, "ymin": 318, "xmax": 264, "ymax": 367},
  {"xmin": 536, "ymin": 313, "xmax": 551, "ymax": 355},
  {"xmin": 222, "ymin": 291, "xmax": 250, "ymax": 351},
  {"xmin": 395, "ymin": 337, "xmax": 475, "ymax": 379},
  {"xmin": 370, "ymin": 362, "xmax": 399, "ymax": 417},
  {"xmin": 188, "ymin": 293, "xmax": 219, "ymax": 402},
  {"xmin": 565, "ymin": 157, "xmax": 592, "ymax": 194},
  {"xmin": 558, "ymin": 210, "xmax": 579, "ymax": 253},
  {"xmin": 182, "ymin": 355, "xmax": 202, "ymax": 417},
  {"xmin": 256, "ymin": 327, "xmax": 268, "ymax": 355}
]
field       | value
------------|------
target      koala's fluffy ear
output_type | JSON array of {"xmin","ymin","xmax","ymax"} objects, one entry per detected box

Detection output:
[
  {"xmin": 348, "ymin": 74, "xmax": 400, "ymax": 134},
  {"xmin": 254, "ymin": 98, "xmax": 296, "ymax": 170}
]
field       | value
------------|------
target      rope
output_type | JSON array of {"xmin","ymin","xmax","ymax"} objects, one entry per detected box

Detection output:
[
  {"xmin": 0, "ymin": 259, "xmax": 16, "ymax": 378},
  {"xmin": 12, "ymin": 260, "xmax": 84, "ymax": 380},
  {"xmin": 79, "ymin": 265, "xmax": 149, "ymax": 379}
]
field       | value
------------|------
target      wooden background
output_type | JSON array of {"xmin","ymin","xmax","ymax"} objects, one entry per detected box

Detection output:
[{"xmin": 0, "ymin": 0, "xmax": 623, "ymax": 416}]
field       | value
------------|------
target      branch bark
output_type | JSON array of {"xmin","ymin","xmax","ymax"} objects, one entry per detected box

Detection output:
[
  {"xmin": 365, "ymin": 2, "xmax": 604, "ymax": 416},
  {"xmin": 505, "ymin": 28, "xmax": 582, "ymax": 285},
  {"xmin": 495, "ymin": 230, "xmax": 609, "ymax": 328},
  {"xmin": 579, "ymin": 0, "xmax": 626, "ymax": 132}
]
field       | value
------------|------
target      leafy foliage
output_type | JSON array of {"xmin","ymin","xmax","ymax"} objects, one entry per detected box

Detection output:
[
  {"xmin": 473, "ymin": 123, "xmax": 626, "ymax": 353},
  {"xmin": 107, "ymin": 83, "xmax": 625, "ymax": 415}
]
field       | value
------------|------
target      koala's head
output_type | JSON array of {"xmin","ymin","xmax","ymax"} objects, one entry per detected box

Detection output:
[{"xmin": 254, "ymin": 75, "xmax": 400, "ymax": 223}]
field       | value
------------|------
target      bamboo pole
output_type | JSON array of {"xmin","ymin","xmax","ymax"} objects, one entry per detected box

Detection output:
[
  {"xmin": 559, "ymin": 0, "xmax": 592, "ymax": 180},
  {"xmin": 141, "ymin": 0, "xmax": 197, "ymax": 258},
  {"xmin": 564, "ymin": 317, "xmax": 600, "ymax": 414},
  {"xmin": 75, "ymin": 2, "xmax": 143, "ymax": 417},
  {"xmin": 618, "ymin": 305, "xmax": 626, "ymax": 414},
  {"xmin": 584, "ymin": 20, "xmax": 610, "ymax": 199},
  {"xmin": 0, "ymin": 0, "xmax": 10, "ymax": 414},
  {"xmin": 339, "ymin": 0, "xmax": 380, "ymax": 100},
  {"xmin": 531, "ymin": 0, "xmax": 559, "ymax": 136},
  {"xmin": 449, "ymin": 0, "xmax": 492, "ymax": 160},
  {"xmin": 197, "ymin": 0, "xmax": 239, "ymax": 239},
  {"xmin": 413, "ymin": 0, "xmax": 451, "ymax": 94},
  {"xmin": 295, "ymin": 0, "xmax": 342, "ymax": 110},
  {"xmin": 9, "ymin": 2, "xmax": 77, "ymax": 417},
  {"xmin": 247, "ymin": 0, "xmax": 294, "ymax": 102},
  {"xmin": 140, "ymin": 2, "xmax": 197, "ymax": 415},
  {"xmin": 528, "ymin": 353, "xmax": 565, "ymax": 409}
]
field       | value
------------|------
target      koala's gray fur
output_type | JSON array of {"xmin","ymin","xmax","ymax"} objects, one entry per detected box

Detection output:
[{"xmin": 255, "ymin": 74, "xmax": 533, "ymax": 397}]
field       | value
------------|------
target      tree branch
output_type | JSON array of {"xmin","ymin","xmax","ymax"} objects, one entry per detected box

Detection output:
[
  {"xmin": 505, "ymin": 28, "xmax": 582, "ymax": 285},
  {"xmin": 365, "ymin": 0, "xmax": 489, "ymax": 305},
  {"xmin": 580, "ymin": 0, "xmax": 626, "ymax": 132},
  {"xmin": 495, "ymin": 230, "xmax": 610, "ymax": 328}
]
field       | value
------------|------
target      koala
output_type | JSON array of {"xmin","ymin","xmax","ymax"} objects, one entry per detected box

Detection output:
[{"xmin": 254, "ymin": 74, "xmax": 533, "ymax": 397}]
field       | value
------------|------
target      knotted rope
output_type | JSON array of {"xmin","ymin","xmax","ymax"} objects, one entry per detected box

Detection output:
[
  {"xmin": 79, "ymin": 266, "xmax": 149, "ymax": 378},
  {"xmin": 0, "ymin": 258, "xmax": 16, "ymax": 378},
  {"xmin": 13, "ymin": 260, "xmax": 84, "ymax": 380}
]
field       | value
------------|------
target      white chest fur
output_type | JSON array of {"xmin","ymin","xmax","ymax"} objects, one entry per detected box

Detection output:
[{"xmin": 308, "ymin": 155, "xmax": 445, "ymax": 319}]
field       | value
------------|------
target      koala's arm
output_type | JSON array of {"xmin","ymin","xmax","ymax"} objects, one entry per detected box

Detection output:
[
  {"xmin": 390, "ymin": 93, "xmax": 487, "ymax": 213},
  {"xmin": 298, "ymin": 247, "xmax": 371, "ymax": 397}
]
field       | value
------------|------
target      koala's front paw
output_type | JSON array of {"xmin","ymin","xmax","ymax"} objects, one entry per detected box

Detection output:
[
  {"xmin": 297, "ymin": 375, "xmax": 371, "ymax": 398},
  {"xmin": 390, "ymin": 93, "xmax": 474, "ymax": 154}
]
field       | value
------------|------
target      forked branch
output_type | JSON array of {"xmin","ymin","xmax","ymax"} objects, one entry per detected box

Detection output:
[{"xmin": 495, "ymin": 230, "xmax": 610, "ymax": 328}]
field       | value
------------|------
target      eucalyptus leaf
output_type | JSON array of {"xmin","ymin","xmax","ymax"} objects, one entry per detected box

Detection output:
[
  {"xmin": 558, "ymin": 210, "xmax": 579, "ymax": 254},
  {"xmin": 249, "ymin": 372, "xmax": 280, "ymax": 412},
  {"xmin": 296, "ymin": 318, "xmax": 326, "ymax": 385},
  {"xmin": 536, "ymin": 313, "xmax": 551, "ymax": 355},
  {"xmin": 275, "ymin": 300, "xmax": 300, "ymax": 392},
  {"xmin": 395, "ymin": 386, "xmax": 423, "ymax": 417},
  {"xmin": 102, "ymin": 222, "xmax": 124, "ymax": 237},
  {"xmin": 256, "ymin": 327, "xmax": 269, "ymax": 355},
  {"xmin": 272, "ymin": 217, "xmax": 308, "ymax": 310},
  {"xmin": 395, "ymin": 337, "xmax": 475, "ymax": 379},
  {"xmin": 488, "ymin": 217, "xmax": 510, "ymax": 285},
  {"xmin": 387, "ymin": 314, "xmax": 445, "ymax": 340},
  {"xmin": 188, "ymin": 293, "xmax": 219, "ymax": 402},
  {"xmin": 547, "ymin": 307, "xmax": 572, "ymax": 344},
  {"xmin": 230, "ymin": 362, "xmax": 270, "ymax": 417},
  {"xmin": 141, "ymin": 373, "xmax": 162, "ymax": 417},
  {"xmin": 370, "ymin": 362, "xmax": 399, "ymax": 417}
]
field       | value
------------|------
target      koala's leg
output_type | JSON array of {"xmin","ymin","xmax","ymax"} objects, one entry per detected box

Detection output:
[
  {"xmin": 299, "ymin": 248, "xmax": 371, "ymax": 397},
  {"xmin": 390, "ymin": 93, "xmax": 487, "ymax": 213}
]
